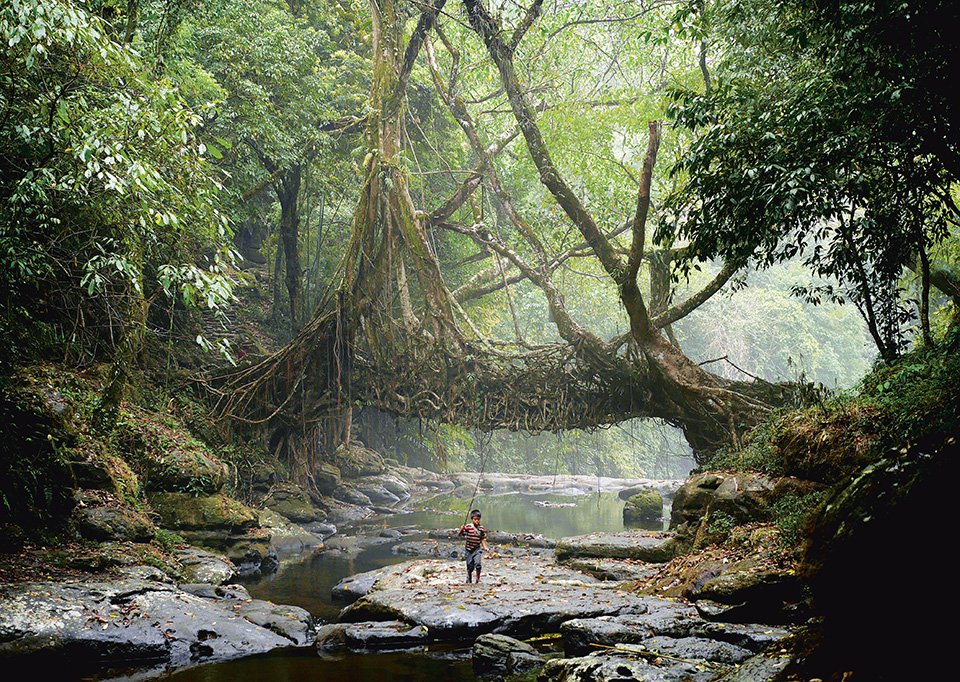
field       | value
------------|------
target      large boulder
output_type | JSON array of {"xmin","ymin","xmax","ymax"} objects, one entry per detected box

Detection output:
[
  {"xmin": 314, "ymin": 462, "xmax": 341, "ymax": 495},
  {"xmin": 262, "ymin": 483, "xmax": 326, "ymax": 524},
  {"xmin": 670, "ymin": 472, "xmax": 775, "ymax": 532},
  {"xmin": 71, "ymin": 493, "xmax": 155, "ymax": 543},
  {"xmin": 175, "ymin": 548, "xmax": 237, "ymax": 585},
  {"xmin": 623, "ymin": 489, "xmax": 664, "ymax": 525},
  {"xmin": 149, "ymin": 492, "xmax": 258, "ymax": 533},
  {"xmin": 472, "ymin": 633, "xmax": 544, "ymax": 676},
  {"xmin": 332, "ymin": 443, "xmax": 386, "ymax": 478}
]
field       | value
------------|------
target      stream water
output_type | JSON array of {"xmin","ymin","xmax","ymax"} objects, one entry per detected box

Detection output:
[{"xmin": 120, "ymin": 490, "xmax": 667, "ymax": 681}]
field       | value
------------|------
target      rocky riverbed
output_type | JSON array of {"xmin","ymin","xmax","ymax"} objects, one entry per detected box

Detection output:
[{"xmin": 1, "ymin": 457, "xmax": 806, "ymax": 681}]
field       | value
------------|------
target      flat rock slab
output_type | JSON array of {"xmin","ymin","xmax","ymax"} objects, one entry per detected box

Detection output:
[
  {"xmin": 561, "ymin": 611, "xmax": 790, "ymax": 659},
  {"xmin": 555, "ymin": 531, "xmax": 677, "ymax": 563},
  {"xmin": 0, "ymin": 575, "xmax": 313, "ymax": 672},
  {"xmin": 339, "ymin": 557, "xmax": 664, "ymax": 641},
  {"xmin": 316, "ymin": 620, "xmax": 428, "ymax": 651},
  {"xmin": 561, "ymin": 557, "xmax": 662, "ymax": 582}
]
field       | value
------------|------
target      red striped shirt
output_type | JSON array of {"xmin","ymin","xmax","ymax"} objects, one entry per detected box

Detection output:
[{"xmin": 460, "ymin": 522, "xmax": 486, "ymax": 551}]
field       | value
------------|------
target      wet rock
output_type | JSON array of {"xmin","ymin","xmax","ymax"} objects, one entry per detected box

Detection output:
[
  {"xmin": 303, "ymin": 520, "xmax": 338, "ymax": 538},
  {"xmin": 560, "ymin": 558, "xmax": 660, "ymax": 582},
  {"xmin": 331, "ymin": 564, "xmax": 407, "ymax": 603},
  {"xmin": 623, "ymin": 489, "xmax": 664, "ymax": 524},
  {"xmin": 539, "ymin": 650, "xmax": 715, "ymax": 682},
  {"xmin": 555, "ymin": 531, "xmax": 677, "ymax": 563},
  {"xmin": 257, "ymin": 508, "xmax": 325, "ymax": 555},
  {"xmin": 367, "ymin": 473, "xmax": 411, "ymax": 500},
  {"xmin": 0, "ymin": 578, "xmax": 312, "ymax": 672},
  {"xmin": 234, "ymin": 599, "xmax": 314, "ymax": 645},
  {"xmin": 72, "ymin": 497, "xmax": 155, "ymax": 542},
  {"xmin": 319, "ymin": 497, "xmax": 377, "ymax": 524},
  {"xmin": 472, "ymin": 633, "xmax": 544, "ymax": 676},
  {"xmin": 379, "ymin": 528, "xmax": 404, "ymax": 539},
  {"xmin": 316, "ymin": 620, "xmax": 428, "ymax": 651},
  {"xmin": 175, "ymin": 548, "xmax": 237, "ymax": 585}
]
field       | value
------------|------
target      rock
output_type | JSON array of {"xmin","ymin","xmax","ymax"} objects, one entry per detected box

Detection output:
[
  {"xmin": 332, "ymin": 443, "xmax": 386, "ymax": 478},
  {"xmin": 316, "ymin": 621, "xmax": 428, "ymax": 651},
  {"xmin": 71, "ymin": 496, "xmax": 155, "ymax": 542},
  {"xmin": 314, "ymin": 462, "xmax": 342, "ymax": 495},
  {"xmin": 561, "ymin": 558, "xmax": 661, "ymax": 582},
  {"xmin": 644, "ymin": 635, "xmax": 754, "ymax": 665},
  {"xmin": 710, "ymin": 652, "xmax": 793, "ymax": 681},
  {"xmin": 472, "ymin": 633, "xmax": 544, "ymax": 676},
  {"xmin": 149, "ymin": 492, "xmax": 259, "ymax": 533},
  {"xmin": 139, "ymin": 445, "xmax": 228, "ymax": 496},
  {"xmin": 691, "ymin": 569, "xmax": 804, "ymax": 624},
  {"xmin": 555, "ymin": 531, "xmax": 677, "ymax": 563},
  {"xmin": 355, "ymin": 482, "xmax": 401, "ymax": 506},
  {"xmin": 115, "ymin": 565, "xmax": 173, "ymax": 583},
  {"xmin": 367, "ymin": 473, "xmax": 411, "ymax": 499},
  {"xmin": 234, "ymin": 599, "xmax": 314, "ymax": 646},
  {"xmin": 262, "ymin": 483, "xmax": 326, "ymax": 524},
  {"xmin": 561, "ymin": 602, "xmax": 702, "ymax": 656},
  {"xmin": 331, "ymin": 564, "xmax": 408, "ymax": 603},
  {"xmin": 333, "ymin": 484, "xmax": 373, "ymax": 506},
  {"xmin": 258, "ymin": 508, "xmax": 325, "ymax": 555},
  {"xmin": 670, "ymin": 472, "xmax": 775, "ymax": 533},
  {"xmin": 175, "ymin": 548, "xmax": 237, "ymax": 585},
  {"xmin": 0, "ymin": 578, "xmax": 313, "ymax": 673},
  {"xmin": 689, "ymin": 622, "xmax": 790, "ymax": 654},
  {"xmin": 339, "ymin": 557, "xmax": 657, "ymax": 641},
  {"xmin": 539, "ymin": 650, "xmax": 715, "ymax": 682},
  {"xmin": 623, "ymin": 488, "xmax": 665, "ymax": 524},
  {"xmin": 392, "ymin": 540, "xmax": 464, "ymax": 559}
]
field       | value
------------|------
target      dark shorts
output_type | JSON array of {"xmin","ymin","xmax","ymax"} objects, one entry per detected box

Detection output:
[{"xmin": 466, "ymin": 547, "xmax": 483, "ymax": 571}]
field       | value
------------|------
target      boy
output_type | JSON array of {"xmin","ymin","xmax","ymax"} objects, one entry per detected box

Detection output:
[{"xmin": 458, "ymin": 509, "xmax": 487, "ymax": 584}]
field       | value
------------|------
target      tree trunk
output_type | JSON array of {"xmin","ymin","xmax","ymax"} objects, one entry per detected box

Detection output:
[{"xmin": 277, "ymin": 164, "xmax": 303, "ymax": 330}]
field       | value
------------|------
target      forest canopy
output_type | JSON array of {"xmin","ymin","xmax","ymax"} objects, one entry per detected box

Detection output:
[{"xmin": 2, "ymin": 0, "xmax": 958, "ymax": 474}]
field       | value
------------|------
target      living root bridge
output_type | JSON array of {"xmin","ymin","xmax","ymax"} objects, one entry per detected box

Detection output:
[
  {"xmin": 214, "ymin": 292, "xmax": 786, "ymax": 454},
  {"xmin": 216, "ymin": 299, "xmax": 655, "ymax": 433}
]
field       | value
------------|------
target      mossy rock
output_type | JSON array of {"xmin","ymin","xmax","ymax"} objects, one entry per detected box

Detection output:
[
  {"xmin": 72, "ymin": 499, "xmax": 155, "ymax": 542},
  {"xmin": 623, "ymin": 488, "xmax": 663, "ymax": 524},
  {"xmin": 332, "ymin": 443, "xmax": 385, "ymax": 478},
  {"xmin": 262, "ymin": 483, "xmax": 326, "ymax": 523},
  {"xmin": 149, "ymin": 492, "xmax": 258, "ymax": 532},
  {"xmin": 115, "ymin": 408, "xmax": 228, "ymax": 495},
  {"xmin": 315, "ymin": 462, "xmax": 341, "ymax": 495}
]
